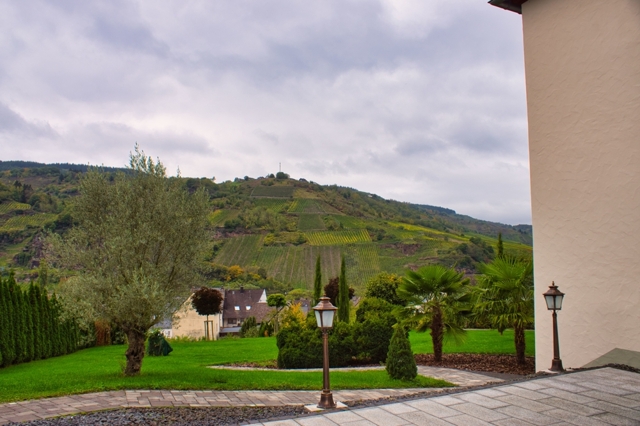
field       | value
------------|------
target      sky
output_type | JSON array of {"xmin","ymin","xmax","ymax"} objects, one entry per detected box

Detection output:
[{"xmin": 0, "ymin": 1, "xmax": 530, "ymax": 225}]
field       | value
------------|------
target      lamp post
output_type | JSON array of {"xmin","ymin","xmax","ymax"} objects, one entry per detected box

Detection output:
[
  {"xmin": 543, "ymin": 282, "xmax": 565, "ymax": 372},
  {"xmin": 313, "ymin": 296, "xmax": 337, "ymax": 409}
]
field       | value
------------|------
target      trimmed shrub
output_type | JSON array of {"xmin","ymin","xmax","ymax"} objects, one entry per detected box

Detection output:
[
  {"xmin": 386, "ymin": 326, "xmax": 417, "ymax": 380},
  {"xmin": 146, "ymin": 330, "xmax": 173, "ymax": 356}
]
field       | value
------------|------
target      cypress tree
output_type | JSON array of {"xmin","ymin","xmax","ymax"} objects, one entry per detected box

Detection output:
[
  {"xmin": 497, "ymin": 232, "xmax": 504, "ymax": 258},
  {"xmin": 30, "ymin": 284, "xmax": 43, "ymax": 360},
  {"xmin": 50, "ymin": 294, "xmax": 63, "ymax": 356},
  {"xmin": 0, "ymin": 277, "xmax": 16, "ymax": 366},
  {"xmin": 386, "ymin": 326, "xmax": 417, "ymax": 380},
  {"xmin": 337, "ymin": 256, "xmax": 350, "ymax": 322},
  {"xmin": 313, "ymin": 255, "xmax": 322, "ymax": 305},
  {"xmin": 0, "ymin": 276, "xmax": 4, "ymax": 366},
  {"xmin": 8, "ymin": 272, "xmax": 26, "ymax": 364},
  {"xmin": 23, "ymin": 289, "xmax": 34, "ymax": 362},
  {"xmin": 40, "ymin": 287, "xmax": 52, "ymax": 359}
]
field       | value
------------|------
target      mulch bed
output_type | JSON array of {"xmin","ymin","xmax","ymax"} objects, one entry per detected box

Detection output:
[{"xmin": 415, "ymin": 353, "xmax": 536, "ymax": 375}]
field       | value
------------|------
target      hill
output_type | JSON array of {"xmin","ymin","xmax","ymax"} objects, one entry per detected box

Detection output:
[{"xmin": 0, "ymin": 163, "xmax": 532, "ymax": 294}]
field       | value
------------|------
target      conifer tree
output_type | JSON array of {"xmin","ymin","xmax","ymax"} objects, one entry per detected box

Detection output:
[
  {"xmin": 40, "ymin": 288, "xmax": 52, "ymax": 359},
  {"xmin": 28, "ymin": 284, "xmax": 41, "ymax": 360},
  {"xmin": 23, "ymin": 290, "xmax": 34, "ymax": 362},
  {"xmin": 386, "ymin": 326, "xmax": 417, "ymax": 380},
  {"xmin": 8, "ymin": 272, "xmax": 27, "ymax": 364},
  {"xmin": 497, "ymin": 232, "xmax": 504, "ymax": 258},
  {"xmin": 337, "ymin": 256, "xmax": 350, "ymax": 322},
  {"xmin": 0, "ymin": 277, "xmax": 16, "ymax": 366},
  {"xmin": 313, "ymin": 255, "xmax": 322, "ymax": 305},
  {"xmin": 0, "ymin": 276, "xmax": 5, "ymax": 366}
]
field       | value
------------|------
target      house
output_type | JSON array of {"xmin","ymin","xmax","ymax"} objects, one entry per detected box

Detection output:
[
  {"xmin": 169, "ymin": 292, "xmax": 223, "ymax": 340},
  {"xmin": 220, "ymin": 287, "xmax": 273, "ymax": 336},
  {"xmin": 489, "ymin": 0, "xmax": 640, "ymax": 370}
]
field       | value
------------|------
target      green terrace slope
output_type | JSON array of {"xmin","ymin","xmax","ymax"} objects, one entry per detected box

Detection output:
[{"xmin": 0, "ymin": 164, "xmax": 532, "ymax": 292}]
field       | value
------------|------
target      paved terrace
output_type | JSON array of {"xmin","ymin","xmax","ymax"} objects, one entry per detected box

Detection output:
[{"xmin": 1, "ymin": 367, "xmax": 639, "ymax": 425}]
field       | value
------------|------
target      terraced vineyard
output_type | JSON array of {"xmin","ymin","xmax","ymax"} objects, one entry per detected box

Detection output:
[
  {"xmin": 331, "ymin": 215, "xmax": 368, "ymax": 229},
  {"xmin": 344, "ymin": 244, "xmax": 381, "ymax": 287},
  {"xmin": 304, "ymin": 229, "xmax": 371, "ymax": 246},
  {"xmin": 214, "ymin": 234, "xmax": 263, "ymax": 266},
  {"xmin": 0, "ymin": 214, "xmax": 56, "ymax": 231},
  {"xmin": 0, "ymin": 202, "xmax": 32, "ymax": 214},
  {"xmin": 288, "ymin": 199, "xmax": 324, "ymax": 213},
  {"xmin": 297, "ymin": 214, "xmax": 326, "ymax": 231},
  {"xmin": 250, "ymin": 186, "xmax": 295, "ymax": 198},
  {"xmin": 253, "ymin": 199, "xmax": 290, "ymax": 213},
  {"xmin": 208, "ymin": 210, "xmax": 239, "ymax": 227}
]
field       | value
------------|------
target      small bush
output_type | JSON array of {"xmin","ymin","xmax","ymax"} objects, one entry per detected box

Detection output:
[
  {"xmin": 386, "ymin": 326, "xmax": 417, "ymax": 380},
  {"xmin": 146, "ymin": 330, "xmax": 173, "ymax": 356}
]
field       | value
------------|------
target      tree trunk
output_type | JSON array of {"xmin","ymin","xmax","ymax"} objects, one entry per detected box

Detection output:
[
  {"xmin": 431, "ymin": 307, "xmax": 444, "ymax": 362},
  {"xmin": 124, "ymin": 329, "xmax": 146, "ymax": 376},
  {"xmin": 514, "ymin": 324, "xmax": 526, "ymax": 365}
]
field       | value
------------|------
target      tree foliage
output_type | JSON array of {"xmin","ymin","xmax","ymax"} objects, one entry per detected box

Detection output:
[
  {"xmin": 473, "ymin": 256, "xmax": 533, "ymax": 365},
  {"xmin": 191, "ymin": 287, "xmax": 223, "ymax": 320},
  {"xmin": 398, "ymin": 265, "xmax": 470, "ymax": 362},
  {"xmin": 337, "ymin": 256, "xmax": 350, "ymax": 322},
  {"xmin": 49, "ymin": 146, "xmax": 210, "ymax": 376},
  {"xmin": 386, "ymin": 326, "xmax": 417, "ymax": 380},
  {"xmin": 324, "ymin": 277, "xmax": 354, "ymax": 307},
  {"xmin": 365, "ymin": 272, "xmax": 404, "ymax": 305},
  {"xmin": 313, "ymin": 255, "xmax": 322, "ymax": 305}
]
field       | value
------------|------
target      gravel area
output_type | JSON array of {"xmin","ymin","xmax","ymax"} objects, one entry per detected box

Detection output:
[{"xmin": 10, "ymin": 406, "xmax": 307, "ymax": 426}]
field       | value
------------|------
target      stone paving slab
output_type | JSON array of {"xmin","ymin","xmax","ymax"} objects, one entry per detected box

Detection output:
[{"xmin": 250, "ymin": 368, "xmax": 640, "ymax": 426}]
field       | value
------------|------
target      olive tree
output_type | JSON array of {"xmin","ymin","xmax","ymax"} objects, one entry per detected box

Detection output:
[{"xmin": 50, "ymin": 147, "xmax": 209, "ymax": 376}]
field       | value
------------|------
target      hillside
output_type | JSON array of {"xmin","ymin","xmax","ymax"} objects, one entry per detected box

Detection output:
[{"xmin": 0, "ymin": 163, "xmax": 532, "ymax": 294}]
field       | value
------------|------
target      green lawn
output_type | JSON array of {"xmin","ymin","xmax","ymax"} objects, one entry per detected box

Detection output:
[
  {"xmin": 0, "ymin": 330, "xmax": 535, "ymax": 403},
  {"xmin": 0, "ymin": 338, "xmax": 450, "ymax": 403},
  {"xmin": 409, "ymin": 329, "xmax": 535, "ymax": 357}
]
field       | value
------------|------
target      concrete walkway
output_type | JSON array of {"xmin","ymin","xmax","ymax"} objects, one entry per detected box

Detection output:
[
  {"xmin": 253, "ymin": 367, "xmax": 640, "ymax": 426},
  {"xmin": 0, "ymin": 367, "xmax": 498, "ymax": 424}
]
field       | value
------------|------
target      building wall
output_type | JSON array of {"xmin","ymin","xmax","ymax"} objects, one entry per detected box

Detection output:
[
  {"xmin": 172, "ymin": 297, "xmax": 221, "ymax": 340},
  {"xmin": 522, "ymin": 0, "xmax": 640, "ymax": 370}
]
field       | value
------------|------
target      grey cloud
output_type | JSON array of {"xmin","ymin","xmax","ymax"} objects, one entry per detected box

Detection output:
[{"xmin": 0, "ymin": 103, "xmax": 56, "ymax": 138}]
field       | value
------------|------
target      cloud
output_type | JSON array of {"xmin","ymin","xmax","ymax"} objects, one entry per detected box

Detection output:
[{"xmin": 0, "ymin": 1, "xmax": 531, "ymax": 224}]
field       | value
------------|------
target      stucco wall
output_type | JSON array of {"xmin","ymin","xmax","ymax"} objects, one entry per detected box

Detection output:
[
  {"xmin": 172, "ymin": 297, "xmax": 221, "ymax": 340},
  {"xmin": 522, "ymin": 0, "xmax": 640, "ymax": 370}
]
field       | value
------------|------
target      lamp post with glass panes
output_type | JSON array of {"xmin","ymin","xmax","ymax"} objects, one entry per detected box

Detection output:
[
  {"xmin": 313, "ymin": 296, "xmax": 338, "ymax": 409},
  {"xmin": 543, "ymin": 282, "xmax": 565, "ymax": 372}
]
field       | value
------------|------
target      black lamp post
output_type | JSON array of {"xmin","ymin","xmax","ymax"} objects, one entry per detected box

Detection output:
[
  {"xmin": 543, "ymin": 281, "xmax": 565, "ymax": 372},
  {"xmin": 313, "ymin": 296, "xmax": 337, "ymax": 409}
]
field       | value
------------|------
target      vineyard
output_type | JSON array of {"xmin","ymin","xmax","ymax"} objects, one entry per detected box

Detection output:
[
  {"xmin": 304, "ymin": 229, "xmax": 371, "ymax": 246},
  {"xmin": 250, "ymin": 186, "xmax": 295, "ymax": 198},
  {"xmin": 0, "ymin": 202, "xmax": 32, "ymax": 214},
  {"xmin": 208, "ymin": 210, "xmax": 239, "ymax": 227},
  {"xmin": 253, "ymin": 198, "xmax": 290, "ymax": 213},
  {"xmin": 297, "ymin": 214, "xmax": 326, "ymax": 231},
  {"xmin": 0, "ymin": 214, "xmax": 57, "ymax": 232},
  {"xmin": 332, "ymin": 215, "xmax": 368, "ymax": 229},
  {"xmin": 288, "ymin": 199, "xmax": 323, "ymax": 213},
  {"xmin": 344, "ymin": 244, "xmax": 381, "ymax": 287},
  {"xmin": 214, "ymin": 234, "xmax": 263, "ymax": 266}
]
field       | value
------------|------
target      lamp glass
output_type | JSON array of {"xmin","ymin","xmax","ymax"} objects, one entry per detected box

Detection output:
[
  {"xmin": 314, "ymin": 310, "xmax": 323, "ymax": 328},
  {"xmin": 545, "ymin": 294, "xmax": 555, "ymax": 310},
  {"xmin": 322, "ymin": 310, "xmax": 335, "ymax": 328},
  {"xmin": 555, "ymin": 294, "xmax": 563, "ymax": 310}
]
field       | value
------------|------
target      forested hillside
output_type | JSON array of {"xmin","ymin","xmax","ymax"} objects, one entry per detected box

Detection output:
[{"xmin": 0, "ymin": 163, "xmax": 532, "ymax": 294}]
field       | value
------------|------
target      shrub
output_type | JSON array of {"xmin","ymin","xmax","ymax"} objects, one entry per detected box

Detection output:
[
  {"xmin": 355, "ymin": 298, "xmax": 397, "ymax": 363},
  {"xmin": 386, "ymin": 326, "xmax": 417, "ymax": 380},
  {"xmin": 239, "ymin": 317, "xmax": 257, "ymax": 337},
  {"xmin": 146, "ymin": 330, "xmax": 173, "ymax": 356}
]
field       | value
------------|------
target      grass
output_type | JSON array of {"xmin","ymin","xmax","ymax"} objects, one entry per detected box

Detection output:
[
  {"xmin": 0, "ymin": 338, "xmax": 451, "ymax": 403},
  {"xmin": 409, "ymin": 329, "xmax": 535, "ymax": 357}
]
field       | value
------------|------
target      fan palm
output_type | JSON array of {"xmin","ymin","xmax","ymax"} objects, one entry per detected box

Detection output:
[
  {"xmin": 473, "ymin": 256, "xmax": 533, "ymax": 365},
  {"xmin": 398, "ymin": 265, "xmax": 471, "ymax": 362}
]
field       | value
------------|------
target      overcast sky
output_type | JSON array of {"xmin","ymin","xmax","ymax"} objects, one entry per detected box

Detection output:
[{"xmin": 0, "ymin": 1, "xmax": 530, "ymax": 225}]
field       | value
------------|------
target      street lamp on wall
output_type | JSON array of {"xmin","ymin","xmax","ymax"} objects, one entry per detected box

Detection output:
[
  {"xmin": 543, "ymin": 282, "xmax": 565, "ymax": 372},
  {"xmin": 313, "ymin": 296, "xmax": 338, "ymax": 409}
]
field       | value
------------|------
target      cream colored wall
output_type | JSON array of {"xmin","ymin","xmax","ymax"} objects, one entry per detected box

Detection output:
[
  {"xmin": 172, "ymin": 297, "xmax": 221, "ymax": 340},
  {"xmin": 522, "ymin": 0, "xmax": 640, "ymax": 370}
]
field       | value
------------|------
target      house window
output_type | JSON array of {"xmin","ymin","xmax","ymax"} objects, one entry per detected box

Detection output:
[
  {"xmin": 234, "ymin": 306, "xmax": 240, "ymax": 310},
  {"xmin": 228, "ymin": 318, "xmax": 237, "ymax": 325},
  {"xmin": 246, "ymin": 305, "xmax": 251, "ymax": 310}
]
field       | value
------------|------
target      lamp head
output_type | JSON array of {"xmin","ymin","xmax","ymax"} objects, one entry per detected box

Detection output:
[
  {"xmin": 543, "ymin": 281, "xmax": 565, "ymax": 311},
  {"xmin": 313, "ymin": 296, "xmax": 337, "ymax": 329}
]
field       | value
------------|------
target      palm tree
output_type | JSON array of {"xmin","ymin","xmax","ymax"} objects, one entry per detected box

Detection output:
[
  {"xmin": 398, "ymin": 265, "xmax": 470, "ymax": 362},
  {"xmin": 473, "ymin": 256, "xmax": 533, "ymax": 365}
]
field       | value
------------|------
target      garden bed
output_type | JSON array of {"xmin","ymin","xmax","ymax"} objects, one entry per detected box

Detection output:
[{"xmin": 415, "ymin": 353, "xmax": 535, "ymax": 375}]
